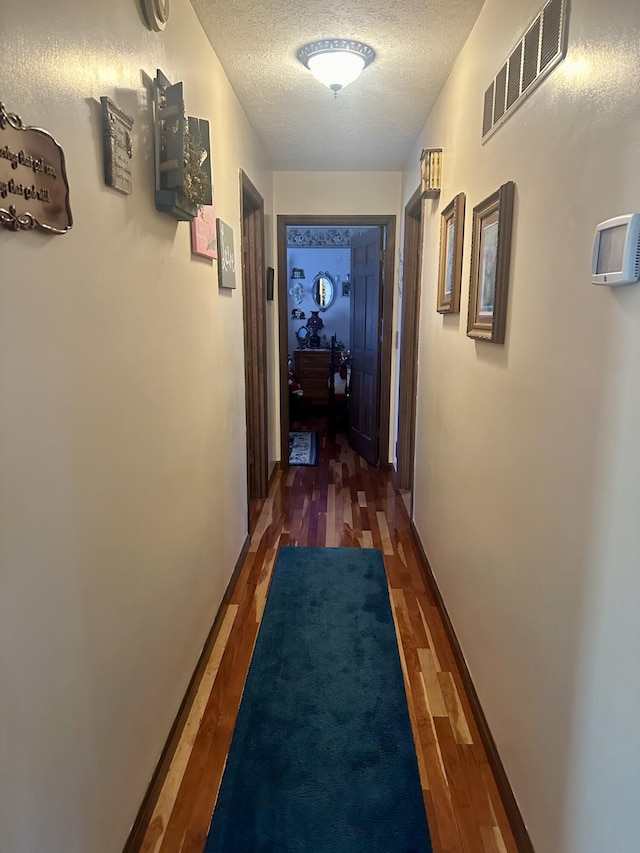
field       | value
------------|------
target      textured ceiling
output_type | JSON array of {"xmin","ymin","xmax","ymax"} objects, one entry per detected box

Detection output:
[{"xmin": 190, "ymin": 0, "xmax": 485, "ymax": 171}]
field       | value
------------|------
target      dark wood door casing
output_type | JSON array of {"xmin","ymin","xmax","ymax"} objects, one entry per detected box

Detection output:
[
  {"xmin": 240, "ymin": 170, "xmax": 268, "ymax": 501},
  {"xmin": 276, "ymin": 215, "xmax": 396, "ymax": 470},
  {"xmin": 396, "ymin": 187, "xmax": 423, "ymax": 492}
]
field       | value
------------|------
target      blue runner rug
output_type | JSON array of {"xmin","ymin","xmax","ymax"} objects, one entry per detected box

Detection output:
[
  {"xmin": 205, "ymin": 546, "xmax": 432, "ymax": 853},
  {"xmin": 288, "ymin": 431, "xmax": 319, "ymax": 466}
]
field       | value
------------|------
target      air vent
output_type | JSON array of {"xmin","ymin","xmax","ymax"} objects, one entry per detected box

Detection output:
[
  {"xmin": 506, "ymin": 43, "xmax": 522, "ymax": 109},
  {"xmin": 540, "ymin": 0, "xmax": 563, "ymax": 70},
  {"xmin": 482, "ymin": 0, "xmax": 569, "ymax": 143},
  {"xmin": 522, "ymin": 18, "xmax": 541, "ymax": 91},
  {"xmin": 494, "ymin": 63, "xmax": 507, "ymax": 121},
  {"xmin": 483, "ymin": 81, "xmax": 494, "ymax": 138}
]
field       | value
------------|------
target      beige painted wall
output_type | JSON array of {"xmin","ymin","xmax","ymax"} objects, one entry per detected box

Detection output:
[
  {"xmin": 274, "ymin": 172, "xmax": 403, "ymax": 462},
  {"xmin": 0, "ymin": 1, "xmax": 273, "ymax": 851},
  {"xmin": 402, "ymin": 0, "xmax": 640, "ymax": 850},
  {"xmin": 274, "ymin": 171, "xmax": 402, "ymax": 217}
]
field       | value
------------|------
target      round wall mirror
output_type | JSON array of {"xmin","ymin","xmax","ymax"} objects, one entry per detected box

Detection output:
[
  {"xmin": 296, "ymin": 325, "xmax": 309, "ymax": 347},
  {"xmin": 312, "ymin": 272, "xmax": 335, "ymax": 311}
]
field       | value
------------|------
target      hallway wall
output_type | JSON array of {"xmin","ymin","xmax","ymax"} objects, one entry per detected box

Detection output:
[
  {"xmin": 402, "ymin": 0, "xmax": 640, "ymax": 850},
  {"xmin": 0, "ymin": 2, "xmax": 272, "ymax": 851}
]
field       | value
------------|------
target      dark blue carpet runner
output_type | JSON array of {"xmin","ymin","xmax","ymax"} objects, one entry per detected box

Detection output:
[{"xmin": 205, "ymin": 546, "xmax": 432, "ymax": 852}]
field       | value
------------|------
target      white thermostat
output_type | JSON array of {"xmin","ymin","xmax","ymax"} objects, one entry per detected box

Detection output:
[{"xmin": 591, "ymin": 213, "xmax": 640, "ymax": 285}]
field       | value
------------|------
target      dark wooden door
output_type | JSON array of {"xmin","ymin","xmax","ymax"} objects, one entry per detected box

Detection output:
[{"xmin": 348, "ymin": 228, "xmax": 382, "ymax": 466}]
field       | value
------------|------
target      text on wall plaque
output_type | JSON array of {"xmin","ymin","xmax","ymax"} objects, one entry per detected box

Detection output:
[
  {"xmin": 0, "ymin": 102, "xmax": 73, "ymax": 234},
  {"xmin": 100, "ymin": 96, "xmax": 134, "ymax": 194}
]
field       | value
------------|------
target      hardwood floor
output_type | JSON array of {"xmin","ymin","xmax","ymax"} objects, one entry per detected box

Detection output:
[{"xmin": 137, "ymin": 424, "xmax": 519, "ymax": 853}]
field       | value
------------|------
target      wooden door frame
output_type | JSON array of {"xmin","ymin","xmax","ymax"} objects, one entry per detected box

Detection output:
[
  {"xmin": 277, "ymin": 214, "xmax": 396, "ymax": 469},
  {"xmin": 240, "ymin": 170, "xmax": 268, "ymax": 501},
  {"xmin": 396, "ymin": 187, "xmax": 423, "ymax": 493}
]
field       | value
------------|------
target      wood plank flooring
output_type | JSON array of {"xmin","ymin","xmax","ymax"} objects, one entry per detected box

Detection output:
[{"xmin": 138, "ymin": 425, "xmax": 519, "ymax": 853}]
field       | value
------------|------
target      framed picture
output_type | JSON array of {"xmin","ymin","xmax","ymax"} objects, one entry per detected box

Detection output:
[
  {"xmin": 437, "ymin": 192, "xmax": 465, "ymax": 313},
  {"xmin": 216, "ymin": 218, "xmax": 237, "ymax": 289},
  {"xmin": 191, "ymin": 202, "xmax": 218, "ymax": 259},
  {"xmin": 467, "ymin": 181, "xmax": 515, "ymax": 343}
]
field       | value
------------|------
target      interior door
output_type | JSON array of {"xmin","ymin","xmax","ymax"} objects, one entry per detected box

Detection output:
[{"xmin": 348, "ymin": 227, "xmax": 382, "ymax": 466}]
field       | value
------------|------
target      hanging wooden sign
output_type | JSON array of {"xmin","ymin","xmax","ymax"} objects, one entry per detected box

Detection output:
[
  {"xmin": 100, "ymin": 97, "xmax": 134, "ymax": 194},
  {"xmin": 0, "ymin": 102, "xmax": 73, "ymax": 234}
]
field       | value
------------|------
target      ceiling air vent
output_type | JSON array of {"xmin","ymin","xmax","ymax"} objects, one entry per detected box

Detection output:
[{"xmin": 482, "ymin": 0, "xmax": 569, "ymax": 143}]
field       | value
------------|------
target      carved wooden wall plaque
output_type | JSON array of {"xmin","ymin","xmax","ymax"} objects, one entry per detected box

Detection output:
[
  {"xmin": 100, "ymin": 97, "xmax": 134, "ymax": 194},
  {"xmin": 0, "ymin": 102, "xmax": 72, "ymax": 233}
]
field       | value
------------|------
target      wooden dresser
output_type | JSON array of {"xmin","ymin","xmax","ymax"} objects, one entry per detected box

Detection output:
[{"xmin": 294, "ymin": 349, "xmax": 331, "ymax": 405}]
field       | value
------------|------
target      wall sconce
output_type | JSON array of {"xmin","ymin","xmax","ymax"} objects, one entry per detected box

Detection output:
[{"xmin": 420, "ymin": 148, "xmax": 442, "ymax": 198}]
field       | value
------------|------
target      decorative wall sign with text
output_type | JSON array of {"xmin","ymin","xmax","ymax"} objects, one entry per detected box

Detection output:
[
  {"xmin": 0, "ymin": 102, "xmax": 72, "ymax": 233},
  {"xmin": 216, "ymin": 219, "xmax": 236, "ymax": 289},
  {"xmin": 100, "ymin": 97, "xmax": 134, "ymax": 194}
]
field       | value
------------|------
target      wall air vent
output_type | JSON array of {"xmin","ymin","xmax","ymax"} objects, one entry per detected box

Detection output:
[{"xmin": 482, "ymin": 0, "xmax": 569, "ymax": 143}]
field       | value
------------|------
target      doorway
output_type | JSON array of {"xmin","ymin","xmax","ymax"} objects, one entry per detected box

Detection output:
[
  {"xmin": 396, "ymin": 187, "xmax": 423, "ymax": 495},
  {"xmin": 240, "ymin": 170, "xmax": 268, "ymax": 502},
  {"xmin": 277, "ymin": 215, "xmax": 396, "ymax": 470}
]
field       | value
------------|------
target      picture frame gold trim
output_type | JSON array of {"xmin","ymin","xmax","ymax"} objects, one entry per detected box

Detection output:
[
  {"xmin": 437, "ymin": 192, "xmax": 465, "ymax": 313},
  {"xmin": 467, "ymin": 181, "xmax": 515, "ymax": 344}
]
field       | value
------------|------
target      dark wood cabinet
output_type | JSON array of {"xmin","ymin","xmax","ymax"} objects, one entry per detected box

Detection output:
[{"xmin": 294, "ymin": 350, "xmax": 330, "ymax": 404}]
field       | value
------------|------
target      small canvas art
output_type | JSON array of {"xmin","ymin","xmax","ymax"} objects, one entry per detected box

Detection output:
[
  {"xmin": 444, "ymin": 220, "xmax": 455, "ymax": 298},
  {"xmin": 216, "ymin": 218, "xmax": 237, "ymax": 289},
  {"xmin": 191, "ymin": 203, "xmax": 218, "ymax": 259},
  {"xmin": 479, "ymin": 217, "xmax": 498, "ymax": 315}
]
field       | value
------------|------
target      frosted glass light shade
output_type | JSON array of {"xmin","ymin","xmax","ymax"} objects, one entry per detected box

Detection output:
[
  {"xmin": 297, "ymin": 40, "xmax": 375, "ymax": 94},
  {"xmin": 307, "ymin": 51, "xmax": 365, "ymax": 92}
]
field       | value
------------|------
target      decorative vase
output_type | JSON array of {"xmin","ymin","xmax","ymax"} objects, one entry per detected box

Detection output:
[{"xmin": 307, "ymin": 310, "xmax": 324, "ymax": 349}]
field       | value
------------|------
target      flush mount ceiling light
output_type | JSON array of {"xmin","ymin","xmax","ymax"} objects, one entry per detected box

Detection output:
[{"xmin": 297, "ymin": 40, "xmax": 375, "ymax": 95}]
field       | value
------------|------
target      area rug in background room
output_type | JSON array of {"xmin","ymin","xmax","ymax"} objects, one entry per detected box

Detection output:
[
  {"xmin": 288, "ymin": 430, "xmax": 319, "ymax": 466},
  {"xmin": 205, "ymin": 546, "xmax": 432, "ymax": 853}
]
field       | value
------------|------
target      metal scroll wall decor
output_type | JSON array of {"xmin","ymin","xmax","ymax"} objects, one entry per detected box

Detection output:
[{"xmin": 0, "ymin": 102, "xmax": 73, "ymax": 234}]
